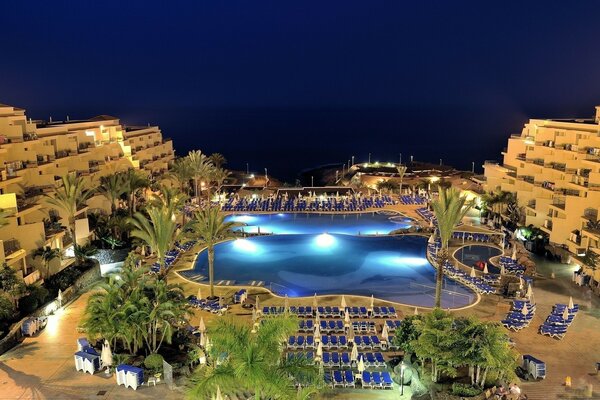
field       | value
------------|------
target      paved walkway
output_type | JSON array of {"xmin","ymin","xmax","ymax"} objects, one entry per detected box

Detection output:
[{"xmin": 0, "ymin": 292, "xmax": 182, "ymax": 400}]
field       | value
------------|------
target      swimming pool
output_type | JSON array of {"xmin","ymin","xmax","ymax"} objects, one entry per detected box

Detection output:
[
  {"xmin": 225, "ymin": 212, "xmax": 413, "ymax": 235},
  {"xmin": 454, "ymin": 245, "xmax": 502, "ymax": 273},
  {"xmin": 185, "ymin": 234, "xmax": 475, "ymax": 308}
]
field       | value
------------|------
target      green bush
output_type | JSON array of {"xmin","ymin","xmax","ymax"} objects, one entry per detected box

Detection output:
[
  {"xmin": 144, "ymin": 353, "xmax": 164, "ymax": 373},
  {"xmin": 451, "ymin": 383, "xmax": 482, "ymax": 397},
  {"xmin": 29, "ymin": 286, "xmax": 49, "ymax": 305},
  {"xmin": 0, "ymin": 295, "xmax": 15, "ymax": 321},
  {"xmin": 18, "ymin": 295, "xmax": 39, "ymax": 315}
]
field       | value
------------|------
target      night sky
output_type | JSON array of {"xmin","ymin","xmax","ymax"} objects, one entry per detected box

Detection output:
[{"xmin": 2, "ymin": 1, "xmax": 600, "ymax": 181}]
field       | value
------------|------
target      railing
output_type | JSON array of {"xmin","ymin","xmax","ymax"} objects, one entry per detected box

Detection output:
[{"xmin": 3, "ymin": 239, "xmax": 21, "ymax": 256}]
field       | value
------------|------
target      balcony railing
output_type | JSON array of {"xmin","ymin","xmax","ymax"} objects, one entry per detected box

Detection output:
[{"xmin": 3, "ymin": 238, "xmax": 21, "ymax": 256}]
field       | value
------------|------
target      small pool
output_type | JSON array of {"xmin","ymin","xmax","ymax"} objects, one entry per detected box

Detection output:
[
  {"xmin": 454, "ymin": 245, "xmax": 502, "ymax": 273},
  {"xmin": 225, "ymin": 212, "xmax": 413, "ymax": 235},
  {"xmin": 186, "ymin": 234, "xmax": 475, "ymax": 308}
]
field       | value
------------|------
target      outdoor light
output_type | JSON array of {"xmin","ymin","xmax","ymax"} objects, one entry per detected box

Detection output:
[
  {"xmin": 393, "ymin": 256, "xmax": 429, "ymax": 267},
  {"xmin": 250, "ymin": 174, "xmax": 254, "ymax": 178},
  {"xmin": 315, "ymin": 233, "xmax": 335, "ymax": 248}
]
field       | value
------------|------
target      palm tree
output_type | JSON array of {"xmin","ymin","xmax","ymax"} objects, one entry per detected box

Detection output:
[
  {"xmin": 430, "ymin": 187, "xmax": 472, "ymax": 308},
  {"xmin": 209, "ymin": 153, "xmax": 227, "ymax": 169},
  {"xmin": 129, "ymin": 204, "xmax": 179, "ymax": 276},
  {"xmin": 122, "ymin": 169, "xmax": 150, "ymax": 216},
  {"xmin": 191, "ymin": 207, "xmax": 242, "ymax": 298},
  {"xmin": 188, "ymin": 314, "xmax": 320, "ymax": 399},
  {"xmin": 97, "ymin": 173, "xmax": 126, "ymax": 213},
  {"xmin": 210, "ymin": 167, "xmax": 231, "ymax": 200},
  {"xmin": 45, "ymin": 173, "xmax": 92, "ymax": 242},
  {"xmin": 396, "ymin": 165, "xmax": 407, "ymax": 195},
  {"xmin": 187, "ymin": 150, "xmax": 214, "ymax": 201},
  {"xmin": 33, "ymin": 246, "xmax": 62, "ymax": 278},
  {"xmin": 169, "ymin": 157, "xmax": 193, "ymax": 195}
]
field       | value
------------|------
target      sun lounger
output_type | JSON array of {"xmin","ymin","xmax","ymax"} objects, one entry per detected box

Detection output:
[
  {"xmin": 306, "ymin": 335, "xmax": 315, "ymax": 349},
  {"xmin": 382, "ymin": 371, "xmax": 393, "ymax": 389},
  {"xmin": 361, "ymin": 371, "xmax": 372, "ymax": 388},
  {"xmin": 333, "ymin": 370, "xmax": 344, "ymax": 387},
  {"xmin": 296, "ymin": 335, "xmax": 305, "ymax": 349},
  {"xmin": 331, "ymin": 352, "xmax": 340, "ymax": 367},
  {"xmin": 344, "ymin": 370, "xmax": 355, "ymax": 387},
  {"xmin": 375, "ymin": 352, "xmax": 386, "ymax": 366},
  {"xmin": 322, "ymin": 352, "xmax": 331, "ymax": 367},
  {"xmin": 371, "ymin": 371, "xmax": 383, "ymax": 388},
  {"xmin": 288, "ymin": 336, "xmax": 296, "ymax": 349},
  {"xmin": 341, "ymin": 352, "xmax": 351, "ymax": 367}
]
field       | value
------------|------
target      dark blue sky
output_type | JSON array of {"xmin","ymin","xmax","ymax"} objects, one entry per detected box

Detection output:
[{"xmin": 2, "ymin": 1, "xmax": 600, "ymax": 181}]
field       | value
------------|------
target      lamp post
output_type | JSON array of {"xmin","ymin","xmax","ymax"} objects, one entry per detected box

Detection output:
[
  {"xmin": 351, "ymin": 155, "xmax": 354, "ymax": 166},
  {"xmin": 400, "ymin": 361, "xmax": 406, "ymax": 396},
  {"xmin": 311, "ymin": 175, "xmax": 314, "ymax": 187},
  {"xmin": 472, "ymin": 161, "xmax": 475, "ymax": 173},
  {"xmin": 399, "ymin": 153, "xmax": 402, "ymax": 165},
  {"xmin": 368, "ymin": 153, "xmax": 371, "ymax": 163},
  {"xmin": 246, "ymin": 163, "xmax": 249, "ymax": 175}
]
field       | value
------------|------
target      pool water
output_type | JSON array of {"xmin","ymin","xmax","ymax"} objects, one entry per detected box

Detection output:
[
  {"xmin": 454, "ymin": 245, "xmax": 502, "ymax": 273},
  {"xmin": 225, "ymin": 212, "xmax": 413, "ymax": 235},
  {"xmin": 188, "ymin": 234, "xmax": 475, "ymax": 308}
]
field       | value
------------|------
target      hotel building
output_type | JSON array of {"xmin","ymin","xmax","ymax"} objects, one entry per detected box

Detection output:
[
  {"xmin": 484, "ymin": 106, "xmax": 600, "ymax": 277},
  {"xmin": 0, "ymin": 104, "xmax": 174, "ymax": 284}
]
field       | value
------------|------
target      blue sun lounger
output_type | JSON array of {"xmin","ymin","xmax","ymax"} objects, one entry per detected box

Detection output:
[
  {"xmin": 331, "ymin": 352, "xmax": 340, "ymax": 367},
  {"xmin": 361, "ymin": 371, "xmax": 372, "ymax": 388},
  {"xmin": 382, "ymin": 371, "xmax": 393, "ymax": 389},
  {"xmin": 344, "ymin": 370, "xmax": 355, "ymax": 387},
  {"xmin": 333, "ymin": 370, "xmax": 344, "ymax": 387},
  {"xmin": 371, "ymin": 371, "xmax": 383, "ymax": 388}
]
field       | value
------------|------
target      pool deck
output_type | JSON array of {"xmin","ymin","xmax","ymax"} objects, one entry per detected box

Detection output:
[{"xmin": 2, "ymin": 205, "xmax": 599, "ymax": 399}]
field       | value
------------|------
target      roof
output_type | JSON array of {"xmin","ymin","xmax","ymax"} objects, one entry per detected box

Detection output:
[{"xmin": 89, "ymin": 115, "xmax": 119, "ymax": 122}]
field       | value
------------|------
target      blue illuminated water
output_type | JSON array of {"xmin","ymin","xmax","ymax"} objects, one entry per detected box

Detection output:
[
  {"xmin": 454, "ymin": 245, "xmax": 502, "ymax": 273},
  {"xmin": 187, "ymin": 234, "xmax": 475, "ymax": 308},
  {"xmin": 225, "ymin": 212, "xmax": 412, "ymax": 235}
]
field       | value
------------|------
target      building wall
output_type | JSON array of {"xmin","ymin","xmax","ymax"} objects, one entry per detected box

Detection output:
[
  {"xmin": 484, "ymin": 108, "xmax": 600, "ymax": 272},
  {"xmin": 0, "ymin": 104, "xmax": 174, "ymax": 282}
]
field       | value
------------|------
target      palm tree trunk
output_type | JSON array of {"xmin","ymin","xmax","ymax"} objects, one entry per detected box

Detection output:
[
  {"xmin": 434, "ymin": 248, "xmax": 447, "ymax": 308},
  {"xmin": 194, "ymin": 178, "xmax": 199, "ymax": 200},
  {"xmin": 208, "ymin": 247, "xmax": 215, "ymax": 298},
  {"xmin": 479, "ymin": 366, "xmax": 488, "ymax": 387}
]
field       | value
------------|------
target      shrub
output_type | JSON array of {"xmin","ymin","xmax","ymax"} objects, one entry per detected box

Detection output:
[
  {"xmin": 144, "ymin": 353, "xmax": 164, "ymax": 373},
  {"xmin": 0, "ymin": 295, "xmax": 15, "ymax": 321},
  {"xmin": 18, "ymin": 295, "xmax": 39, "ymax": 315},
  {"xmin": 451, "ymin": 383, "xmax": 483, "ymax": 397}
]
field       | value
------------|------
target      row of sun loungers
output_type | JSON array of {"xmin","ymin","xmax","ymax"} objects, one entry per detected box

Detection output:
[
  {"xmin": 502, "ymin": 300, "xmax": 535, "ymax": 331},
  {"xmin": 222, "ymin": 195, "xmax": 396, "ymax": 212},
  {"xmin": 416, "ymin": 207, "xmax": 436, "ymax": 224},
  {"xmin": 324, "ymin": 370, "xmax": 394, "ymax": 389},
  {"xmin": 287, "ymin": 335, "xmax": 386, "ymax": 350},
  {"xmin": 262, "ymin": 306, "xmax": 397, "ymax": 318},
  {"xmin": 452, "ymin": 231, "xmax": 492, "ymax": 242},
  {"xmin": 187, "ymin": 296, "xmax": 229, "ymax": 314},
  {"xmin": 443, "ymin": 263, "xmax": 496, "ymax": 294},
  {"xmin": 499, "ymin": 256, "xmax": 526, "ymax": 275},
  {"xmin": 298, "ymin": 319, "xmax": 383, "ymax": 334},
  {"xmin": 232, "ymin": 289, "xmax": 247, "ymax": 304},
  {"xmin": 539, "ymin": 303, "xmax": 579, "ymax": 339},
  {"xmin": 399, "ymin": 195, "xmax": 427, "ymax": 205},
  {"xmin": 149, "ymin": 240, "xmax": 197, "ymax": 273}
]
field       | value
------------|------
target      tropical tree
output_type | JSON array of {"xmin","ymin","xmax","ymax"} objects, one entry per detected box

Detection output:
[
  {"xmin": 82, "ymin": 266, "xmax": 190, "ymax": 354},
  {"xmin": 122, "ymin": 168, "xmax": 150, "ymax": 216},
  {"xmin": 376, "ymin": 179, "xmax": 399, "ymax": 193},
  {"xmin": 431, "ymin": 187, "xmax": 472, "ymax": 307},
  {"xmin": 411, "ymin": 308, "xmax": 456, "ymax": 382},
  {"xmin": 0, "ymin": 263, "xmax": 25, "ymax": 307},
  {"xmin": 0, "ymin": 295, "xmax": 15, "ymax": 321},
  {"xmin": 33, "ymin": 246, "xmax": 62, "ymax": 278},
  {"xmin": 73, "ymin": 244, "xmax": 98, "ymax": 265},
  {"xmin": 191, "ymin": 207, "xmax": 242, "ymax": 298},
  {"xmin": 393, "ymin": 314, "xmax": 422, "ymax": 357},
  {"xmin": 586, "ymin": 219, "xmax": 600, "ymax": 232},
  {"xmin": 211, "ymin": 167, "xmax": 231, "ymax": 196},
  {"xmin": 187, "ymin": 150, "xmax": 214, "ymax": 201},
  {"xmin": 505, "ymin": 199, "xmax": 524, "ymax": 226},
  {"xmin": 129, "ymin": 204, "xmax": 179, "ymax": 276},
  {"xmin": 169, "ymin": 157, "xmax": 193, "ymax": 195},
  {"xmin": 396, "ymin": 165, "xmax": 407, "ymax": 194},
  {"xmin": 583, "ymin": 249, "xmax": 599, "ymax": 272},
  {"xmin": 209, "ymin": 153, "xmax": 227, "ymax": 169},
  {"xmin": 97, "ymin": 172, "xmax": 126, "ymax": 213},
  {"xmin": 45, "ymin": 173, "xmax": 92, "ymax": 242},
  {"xmin": 188, "ymin": 314, "xmax": 320, "ymax": 399}
]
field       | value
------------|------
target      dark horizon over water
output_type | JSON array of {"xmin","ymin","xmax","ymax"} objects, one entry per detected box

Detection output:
[{"xmin": 20, "ymin": 105, "xmax": 594, "ymax": 182}]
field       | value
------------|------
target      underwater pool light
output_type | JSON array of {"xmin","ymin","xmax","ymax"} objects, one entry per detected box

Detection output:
[
  {"xmin": 315, "ymin": 233, "xmax": 335, "ymax": 248},
  {"xmin": 233, "ymin": 238, "xmax": 258, "ymax": 253}
]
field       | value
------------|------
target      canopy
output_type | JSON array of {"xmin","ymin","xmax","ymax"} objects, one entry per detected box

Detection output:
[
  {"xmin": 470, "ymin": 267, "xmax": 476, "ymax": 278},
  {"xmin": 381, "ymin": 324, "xmax": 389, "ymax": 341},
  {"xmin": 101, "ymin": 340, "xmax": 112, "ymax": 368},
  {"xmin": 197, "ymin": 288, "xmax": 203, "ymax": 300},
  {"xmin": 483, "ymin": 263, "xmax": 488, "ymax": 274},
  {"xmin": 199, "ymin": 317, "xmax": 206, "ymax": 334},
  {"xmin": 568, "ymin": 296, "xmax": 574, "ymax": 309},
  {"xmin": 341, "ymin": 295, "xmax": 347, "ymax": 310},
  {"xmin": 562, "ymin": 307, "xmax": 569, "ymax": 321},
  {"xmin": 369, "ymin": 295, "xmax": 374, "ymax": 310},
  {"xmin": 350, "ymin": 342, "xmax": 358, "ymax": 362},
  {"xmin": 313, "ymin": 293, "xmax": 318, "ymax": 308},
  {"xmin": 414, "ymin": 307, "xmax": 419, "ymax": 316}
]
